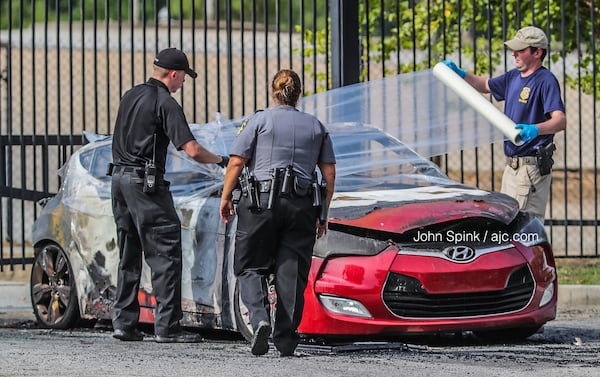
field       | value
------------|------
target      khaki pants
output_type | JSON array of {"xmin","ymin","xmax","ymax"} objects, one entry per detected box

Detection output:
[{"xmin": 501, "ymin": 162, "xmax": 551, "ymax": 222}]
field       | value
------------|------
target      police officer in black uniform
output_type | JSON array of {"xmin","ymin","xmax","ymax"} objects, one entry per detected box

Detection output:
[
  {"xmin": 111, "ymin": 47, "xmax": 228, "ymax": 343},
  {"xmin": 219, "ymin": 69, "xmax": 336, "ymax": 356}
]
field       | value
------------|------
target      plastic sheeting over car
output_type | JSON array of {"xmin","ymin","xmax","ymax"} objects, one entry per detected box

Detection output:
[
  {"xmin": 60, "ymin": 118, "xmax": 237, "ymax": 215},
  {"xmin": 59, "ymin": 69, "xmax": 509, "ymax": 216},
  {"xmin": 61, "ymin": 119, "xmax": 485, "ymax": 216},
  {"xmin": 299, "ymin": 69, "xmax": 507, "ymax": 158}
]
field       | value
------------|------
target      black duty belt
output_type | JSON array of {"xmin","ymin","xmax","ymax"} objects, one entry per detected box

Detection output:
[
  {"xmin": 255, "ymin": 179, "xmax": 310, "ymax": 195},
  {"xmin": 506, "ymin": 156, "xmax": 537, "ymax": 170},
  {"xmin": 113, "ymin": 165, "xmax": 145, "ymax": 177}
]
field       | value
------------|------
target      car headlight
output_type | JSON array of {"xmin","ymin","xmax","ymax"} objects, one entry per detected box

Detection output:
[
  {"xmin": 318, "ymin": 294, "xmax": 372, "ymax": 318},
  {"xmin": 313, "ymin": 229, "xmax": 389, "ymax": 258}
]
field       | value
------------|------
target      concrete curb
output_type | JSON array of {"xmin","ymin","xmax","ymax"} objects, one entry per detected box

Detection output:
[
  {"xmin": 1, "ymin": 281, "xmax": 599, "ymax": 312},
  {"xmin": 557, "ymin": 284, "xmax": 600, "ymax": 307},
  {"xmin": 0, "ymin": 281, "xmax": 30, "ymax": 311}
]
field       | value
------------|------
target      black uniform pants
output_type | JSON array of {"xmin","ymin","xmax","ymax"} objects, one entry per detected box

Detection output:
[
  {"xmin": 111, "ymin": 170, "xmax": 183, "ymax": 336},
  {"xmin": 234, "ymin": 192, "xmax": 317, "ymax": 355}
]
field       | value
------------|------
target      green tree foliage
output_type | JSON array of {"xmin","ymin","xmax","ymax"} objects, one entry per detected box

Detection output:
[
  {"xmin": 296, "ymin": 0, "xmax": 597, "ymax": 94},
  {"xmin": 354, "ymin": 0, "xmax": 598, "ymax": 94},
  {"xmin": 2, "ymin": 1, "xmax": 597, "ymax": 94}
]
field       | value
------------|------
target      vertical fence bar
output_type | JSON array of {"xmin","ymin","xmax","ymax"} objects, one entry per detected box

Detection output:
[
  {"xmin": 310, "ymin": 0, "xmax": 316, "ymax": 92},
  {"xmin": 288, "ymin": 0, "xmax": 293, "ymax": 70},
  {"xmin": 129, "ymin": 0, "xmax": 135, "ymax": 89},
  {"xmin": 471, "ymin": 0, "xmax": 480, "ymax": 189},
  {"xmin": 252, "ymin": 1, "xmax": 257, "ymax": 111},
  {"xmin": 117, "ymin": 0, "xmax": 123, "ymax": 105},
  {"xmin": 80, "ymin": 0, "xmax": 86, "ymax": 140},
  {"xmin": 176, "ymin": 0, "xmax": 184, "ymax": 110},
  {"xmin": 105, "ymin": 1, "xmax": 111, "ymax": 135},
  {"xmin": 190, "ymin": 1, "xmax": 197, "ymax": 120},
  {"xmin": 18, "ymin": 0, "xmax": 26, "ymax": 268},
  {"xmin": 275, "ymin": 0, "xmax": 280, "ymax": 72},
  {"xmin": 203, "ymin": 1, "xmax": 209, "ymax": 121},
  {"xmin": 93, "ymin": 0, "xmax": 99, "ymax": 133},
  {"xmin": 31, "ymin": 0, "xmax": 38, "ymax": 223},
  {"xmin": 264, "ymin": 0, "xmax": 270, "ymax": 106},
  {"xmin": 487, "ymin": 0, "xmax": 496, "ymax": 192},
  {"xmin": 68, "ymin": 1, "xmax": 74, "ymax": 156},
  {"xmin": 363, "ymin": 0, "xmax": 370, "ymax": 81},
  {"xmin": 240, "ymin": 0, "xmax": 246, "ymax": 116},
  {"xmin": 299, "ymin": 0, "xmax": 305, "ymax": 87},
  {"xmin": 576, "ymin": 1, "xmax": 583, "ymax": 255},
  {"xmin": 2, "ymin": 1, "xmax": 14, "ymax": 270},
  {"xmin": 592, "ymin": 0, "xmax": 599, "ymax": 255},
  {"xmin": 216, "ymin": 1, "xmax": 222, "ymax": 113},
  {"xmin": 330, "ymin": 0, "xmax": 359, "ymax": 89},
  {"xmin": 324, "ymin": 1, "xmax": 329, "ymax": 90},
  {"xmin": 226, "ymin": 0, "xmax": 234, "ymax": 118},
  {"xmin": 54, "ymin": 1, "xmax": 62, "ymax": 175},
  {"xmin": 456, "ymin": 0, "xmax": 465, "ymax": 184}
]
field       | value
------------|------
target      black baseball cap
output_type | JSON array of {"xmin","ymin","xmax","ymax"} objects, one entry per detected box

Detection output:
[{"xmin": 153, "ymin": 48, "xmax": 198, "ymax": 79}]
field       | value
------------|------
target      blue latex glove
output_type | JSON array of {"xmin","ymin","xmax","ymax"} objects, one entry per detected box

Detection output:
[
  {"xmin": 515, "ymin": 123, "xmax": 539, "ymax": 143},
  {"xmin": 442, "ymin": 60, "xmax": 466, "ymax": 79}
]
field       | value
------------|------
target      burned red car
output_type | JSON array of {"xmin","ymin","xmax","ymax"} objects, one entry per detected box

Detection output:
[{"xmin": 30, "ymin": 119, "xmax": 556, "ymax": 342}]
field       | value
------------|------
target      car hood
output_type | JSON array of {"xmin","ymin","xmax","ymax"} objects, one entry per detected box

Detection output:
[{"xmin": 329, "ymin": 185, "xmax": 519, "ymax": 234}]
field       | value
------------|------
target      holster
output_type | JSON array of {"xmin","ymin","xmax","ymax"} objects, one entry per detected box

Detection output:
[
  {"xmin": 293, "ymin": 176, "xmax": 311, "ymax": 197},
  {"xmin": 536, "ymin": 143, "xmax": 556, "ymax": 176},
  {"xmin": 106, "ymin": 162, "xmax": 114, "ymax": 176},
  {"xmin": 318, "ymin": 181, "xmax": 327, "ymax": 225},
  {"xmin": 279, "ymin": 165, "xmax": 293, "ymax": 196},
  {"xmin": 231, "ymin": 185, "xmax": 242, "ymax": 204},
  {"xmin": 239, "ymin": 168, "xmax": 261, "ymax": 210}
]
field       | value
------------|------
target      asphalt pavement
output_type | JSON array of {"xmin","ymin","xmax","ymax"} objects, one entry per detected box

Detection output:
[{"xmin": 2, "ymin": 269, "xmax": 599, "ymax": 377}]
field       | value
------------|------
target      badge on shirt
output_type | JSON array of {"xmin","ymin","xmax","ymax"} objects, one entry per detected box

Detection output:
[
  {"xmin": 236, "ymin": 109, "xmax": 262, "ymax": 136},
  {"xmin": 519, "ymin": 87, "xmax": 531, "ymax": 104}
]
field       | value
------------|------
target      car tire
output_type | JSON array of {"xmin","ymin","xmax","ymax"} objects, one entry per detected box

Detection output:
[
  {"xmin": 473, "ymin": 325, "xmax": 542, "ymax": 341},
  {"xmin": 233, "ymin": 278, "xmax": 277, "ymax": 342},
  {"xmin": 233, "ymin": 280, "xmax": 254, "ymax": 342},
  {"xmin": 30, "ymin": 243, "xmax": 81, "ymax": 329}
]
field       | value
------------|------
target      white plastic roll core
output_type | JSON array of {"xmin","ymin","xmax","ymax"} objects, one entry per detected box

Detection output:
[{"xmin": 432, "ymin": 62, "xmax": 523, "ymax": 146}]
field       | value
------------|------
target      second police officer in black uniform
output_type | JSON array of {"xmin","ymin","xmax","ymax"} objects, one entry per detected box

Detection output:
[
  {"xmin": 110, "ymin": 48, "xmax": 228, "ymax": 343},
  {"xmin": 219, "ymin": 69, "xmax": 336, "ymax": 356}
]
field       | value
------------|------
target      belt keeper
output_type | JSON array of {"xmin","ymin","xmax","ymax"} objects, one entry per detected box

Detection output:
[{"xmin": 258, "ymin": 180, "xmax": 271, "ymax": 193}]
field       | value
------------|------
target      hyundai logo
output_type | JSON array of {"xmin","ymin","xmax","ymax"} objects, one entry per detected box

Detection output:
[{"xmin": 442, "ymin": 245, "xmax": 476, "ymax": 262}]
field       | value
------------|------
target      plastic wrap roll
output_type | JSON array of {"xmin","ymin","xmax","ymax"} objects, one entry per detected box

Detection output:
[{"xmin": 432, "ymin": 62, "xmax": 523, "ymax": 146}]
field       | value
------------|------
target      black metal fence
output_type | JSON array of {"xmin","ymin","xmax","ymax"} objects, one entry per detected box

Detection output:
[{"xmin": 1, "ymin": 0, "xmax": 598, "ymax": 270}]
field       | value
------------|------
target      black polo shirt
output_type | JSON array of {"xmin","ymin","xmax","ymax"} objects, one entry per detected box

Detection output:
[{"xmin": 112, "ymin": 78, "xmax": 195, "ymax": 175}]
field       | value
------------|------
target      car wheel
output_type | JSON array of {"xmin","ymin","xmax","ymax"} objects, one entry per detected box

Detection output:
[
  {"xmin": 233, "ymin": 280, "xmax": 254, "ymax": 342},
  {"xmin": 473, "ymin": 325, "xmax": 542, "ymax": 341},
  {"xmin": 30, "ymin": 243, "xmax": 80, "ymax": 329},
  {"xmin": 233, "ymin": 278, "xmax": 277, "ymax": 342}
]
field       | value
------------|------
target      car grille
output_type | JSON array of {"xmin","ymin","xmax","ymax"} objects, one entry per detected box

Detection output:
[{"xmin": 382, "ymin": 265, "xmax": 535, "ymax": 318}]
